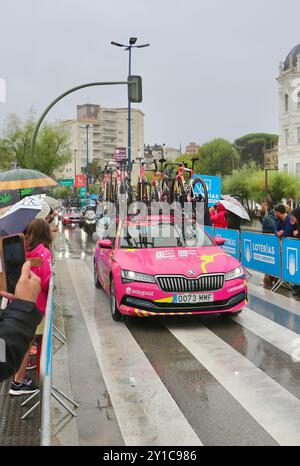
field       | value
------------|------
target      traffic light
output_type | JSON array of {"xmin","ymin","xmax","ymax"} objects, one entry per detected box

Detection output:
[{"xmin": 127, "ymin": 75, "xmax": 142, "ymax": 103}]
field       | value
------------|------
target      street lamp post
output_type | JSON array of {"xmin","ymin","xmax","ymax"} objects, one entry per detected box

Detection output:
[
  {"xmin": 79, "ymin": 124, "xmax": 92, "ymax": 193},
  {"xmin": 111, "ymin": 37, "xmax": 149, "ymax": 168}
]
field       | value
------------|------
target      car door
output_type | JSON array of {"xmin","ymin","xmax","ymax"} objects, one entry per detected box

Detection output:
[{"xmin": 98, "ymin": 236, "xmax": 115, "ymax": 292}]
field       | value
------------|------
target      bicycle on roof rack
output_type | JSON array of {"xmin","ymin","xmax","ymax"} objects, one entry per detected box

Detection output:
[
  {"xmin": 165, "ymin": 158, "xmax": 208, "ymax": 213},
  {"xmin": 98, "ymin": 161, "xmax": 116, "ymax": 203},
  {"xmin": 148, "ymin": 157, "xmax": 169, "ymax": 202},
  {"xmin": 133, "ymin": 157, "xmax": 151, "ymax": 204},
  {"xmin": 114, "ymin": 158, "xmax": 133, "ymax": 205}
]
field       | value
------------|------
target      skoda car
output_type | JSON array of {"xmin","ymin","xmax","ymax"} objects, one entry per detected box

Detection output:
[{"xmin": 94, "ymin": 217, "xmax": 248, "ymax": 321}]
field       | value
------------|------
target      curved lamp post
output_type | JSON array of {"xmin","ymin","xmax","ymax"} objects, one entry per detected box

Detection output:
[{"xmin": 30, "ymin": 80, "xmax": 130, "ymax": 168}]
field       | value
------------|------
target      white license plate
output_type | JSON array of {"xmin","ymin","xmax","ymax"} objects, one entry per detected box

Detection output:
[{"xmin": 174, "ymin": 293, "xmax": 214, "ymax": 303}]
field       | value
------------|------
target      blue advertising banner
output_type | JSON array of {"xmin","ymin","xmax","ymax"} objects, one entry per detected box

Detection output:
[
  {"xmin": 193, "ymin": 175, "xmax": 221, "ymax": 207},
  {"xmin": 241, "ymin": 232, "xmax": 281, "ymax": 277},
  {"xmin": 204, "ymin": 226, "xmax": 214, "ymax": 237},
  {"xmin": 214, "ymin": 228, "xmax": 240, "ymax": 260},
  {"xmin": 282, "ymin": 238, "xmax": 300, "ymax": 285}
]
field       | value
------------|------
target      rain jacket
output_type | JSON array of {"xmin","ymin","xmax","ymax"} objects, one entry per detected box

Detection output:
[
  {"xmin": 292, "ymin": 208, "xmax": 300, "ymax": 239},
  {"xmin": 0, "ymin": 299, "xmax": 42, "ymax": 382},
  {"xmin": 25, "ymin": 244, "xmax": 52, "ymax": 315},
  {"xmin": 274, "ymin": 214, "xmax": 293, "ymax": 238},
  {"xmin": 210, "ymin": 203, "xmax": 228, "ymax": 229},
  {"xmin": 259, "ymin": 209, "xmax": 276, "ymax": 234}
]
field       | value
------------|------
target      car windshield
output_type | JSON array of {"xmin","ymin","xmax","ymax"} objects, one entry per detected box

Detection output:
[{"xmin": 120, "ymin": 222, "xmax": 214, "ymax": 249}]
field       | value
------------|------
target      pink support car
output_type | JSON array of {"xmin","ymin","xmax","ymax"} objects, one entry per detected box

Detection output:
[{"xmin": 94, "ymin": 217, "xmax": 248, "ymax": 321}]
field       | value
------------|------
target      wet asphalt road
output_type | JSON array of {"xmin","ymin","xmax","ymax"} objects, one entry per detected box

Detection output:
[{"xmin": 53, "ymin": 223, "xmax": 300, "ymax": 446}]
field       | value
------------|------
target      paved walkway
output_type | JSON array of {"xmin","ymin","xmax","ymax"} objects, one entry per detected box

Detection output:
[{"xmin": 0, "ymin": 368, "xmax": 40, "ymax": 446}]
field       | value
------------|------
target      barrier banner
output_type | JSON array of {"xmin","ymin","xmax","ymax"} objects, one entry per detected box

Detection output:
[
  {"xmin": 241, "ymin": 231, "xmax": 281, "ymax": 277},
  {"xmin": 214, "ymin": 228, "xmax": 240, "ymax": 260},
  {"xmin": 282, "ymin": 238, "xmax": 300, "ymax": 285},
  {"xmin": 193, "ymin": 175, "xmax": 221, "ymax": 206},
  {"xmin": 204, "ymin": 226, "xmax": 214, "ymax": 237}
]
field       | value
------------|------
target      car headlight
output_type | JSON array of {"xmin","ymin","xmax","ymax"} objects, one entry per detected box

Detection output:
[
  {"xmin": 225, "ymin": 267, "xmax": 244, "ymax": 281},
  {"xmin": 121, "ymin": 270, "xmax": 156, "ymax": 284}
]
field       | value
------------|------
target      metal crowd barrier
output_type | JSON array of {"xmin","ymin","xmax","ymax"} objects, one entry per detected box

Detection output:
[
  {"xmin": 20, "ymin": 276, "xmax": 79, "ymax": 445},
  {"xmin": 205, "ymin": 226, "xmax": 300, "ymax": 290}
]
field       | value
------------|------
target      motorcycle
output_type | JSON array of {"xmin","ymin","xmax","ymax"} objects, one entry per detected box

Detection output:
[{"xmin": 80, "ymin": 209, "xmax": 97, "ymax": 237}]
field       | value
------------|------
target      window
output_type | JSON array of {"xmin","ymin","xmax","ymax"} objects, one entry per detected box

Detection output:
[
  {"xmin": 283, "ymin": 163, "xmax": 289, "ymax": 172},
  {"xmin": 297, "ymin": 127, "xmax": 300, "ymax": 143},
  {"xmin": 297, "ymin": 92, "xmax": 300, "ymax": 110},
  {"xmin": 285, "ymin": 93, "xmax": 289, "ymax": 112},
  {"xmin": 285, "ymin": 129, "xmax": 289, "ymax": 145},
  {"xmin": 296, "ymin": 163, "xmax": 300, "ymax": 178}
]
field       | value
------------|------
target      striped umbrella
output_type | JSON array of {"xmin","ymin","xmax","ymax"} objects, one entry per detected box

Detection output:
[{"xmin": 0, "ymin": 168, "xmax": 57, "ymax": 191}]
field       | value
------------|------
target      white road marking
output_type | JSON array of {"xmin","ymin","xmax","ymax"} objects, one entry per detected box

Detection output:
[
  {"xmin": 233, "ymin": 308, "xmax": 300, "ymax": 359},
  {"xmin": 67, "ymin": 260, "xmax": 202, "ymax": 446},
  {"xmin": 165, "ymin": 321, "xmax": 300, "ymax": 446}
]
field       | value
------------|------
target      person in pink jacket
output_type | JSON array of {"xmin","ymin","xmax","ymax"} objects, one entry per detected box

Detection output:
[
  {"xmin": 210, "ymin": 202, "xmax": 228, "ymax": 229},
  {"xmin": 9, "ymin": 219, "xmax": 52, "ymax": 395}
]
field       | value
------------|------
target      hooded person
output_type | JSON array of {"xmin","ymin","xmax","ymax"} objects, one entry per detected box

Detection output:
[
  {"xmin": 210, "ymin": 202, "xmax": 228, "ymax": 229},
  {"xmin": 290, "ymin": 208, "xmax": 300, "ymax": 299},
  {"xmin": 291, "ymin": 207, "xmax": 300, "ymax": 239}
]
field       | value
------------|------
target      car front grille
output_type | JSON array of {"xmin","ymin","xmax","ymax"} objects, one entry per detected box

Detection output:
[{"xmin": 156, "ymin": 274, "xmax": 225, "ymax": 293}]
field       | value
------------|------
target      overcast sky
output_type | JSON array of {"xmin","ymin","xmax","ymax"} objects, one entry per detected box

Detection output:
[{"xmin": 0, "ymin": 0, "xmax": 300, "ymax": 149}]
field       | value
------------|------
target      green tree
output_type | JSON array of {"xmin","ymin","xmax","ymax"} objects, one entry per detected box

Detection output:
[
  {"xmin": 222, "ymin": 163, "xmax": 258, "ymax": 211},
  {"xmin": 176, "ymin": 139, "xmax": 239, "ymax": 176},
  {"xmin": 52, "ymin": 186, "xmax": 73, "ymax": 199},
  {"xmin": 198, "ymin": 138, "xmax": 239, "ymax": 176},
  {"xmin": 0, "ymin": 112, "xmax": 71, "ymax": 177},
  {"xmin": 223, "ymin": 164, "xmax": 300, "ymax": 205},
  {"xmin": 234, "ymin": 133, "xmax": 279, "ymax": 168}
]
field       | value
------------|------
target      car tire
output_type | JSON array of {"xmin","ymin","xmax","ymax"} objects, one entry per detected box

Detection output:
[
  {"xmin": 110, "ymin": 278, "xmax": 123, "ymax": 321},
  {"xmin": 94, "ymin": 265, "xmax": 101, "ymax": 289}
]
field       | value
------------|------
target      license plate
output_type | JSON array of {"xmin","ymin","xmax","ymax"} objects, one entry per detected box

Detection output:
[{"xmin": 174, "ymin": 293, "xmax": 214, "ymax": 303}]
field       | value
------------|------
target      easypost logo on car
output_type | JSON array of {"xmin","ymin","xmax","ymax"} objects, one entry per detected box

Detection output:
[
  {"xmin": 126, "ymin": 287, "xmax": 154, "ymax": 297},
  {"xmin": 241, "ymin": 232, "xmax": 280, "ymax": 277}
]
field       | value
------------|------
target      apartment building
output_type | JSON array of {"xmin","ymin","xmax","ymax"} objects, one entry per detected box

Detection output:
[{"xmin": 58, "ymin": 104, "xmax": 144, "ymax": 179}]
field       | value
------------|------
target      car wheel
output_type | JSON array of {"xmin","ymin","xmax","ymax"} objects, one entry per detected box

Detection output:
[
  {"xmin": 110, "ymin": 278, "xmax": 123, "ymax": 321},
  {"xmin": 94, "ymin": 264, "xmax": 101, "ymax": 289}
]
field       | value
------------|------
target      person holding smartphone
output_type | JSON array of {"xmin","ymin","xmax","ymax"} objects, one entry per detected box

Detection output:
[
  {"xmin": 0, "ymin": 262, "xmax": 42, "ymax": 382},
  {"xmin": 9, "ymin": 219, "xmax": 52, "ymax": 395}
]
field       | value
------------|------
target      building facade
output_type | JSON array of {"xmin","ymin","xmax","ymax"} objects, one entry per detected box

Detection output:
[
  {"xmin": 278, "ymin": 45, "xmax": 300, "ymax": 178},
  {"xmin": 58, "ymin": 104, "xmax": 144, "ymax": 179},
  {"xmin": 185, "ymin": 142, "xmax": 200, "ymax": 155}
]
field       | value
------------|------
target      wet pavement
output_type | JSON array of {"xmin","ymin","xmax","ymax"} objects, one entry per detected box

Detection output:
[
  {"xmin": 2, "ymin": 222, "xmax": 300, "ymax": 446},
  {"xmin": 51, "ymin": 223, "xmax": 300, "ymax": 446}
]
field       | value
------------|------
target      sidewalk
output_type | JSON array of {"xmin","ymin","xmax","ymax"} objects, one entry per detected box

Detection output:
[{"xmin": 0, "ymin": 369, "xmax": 40, "ymax": 446}]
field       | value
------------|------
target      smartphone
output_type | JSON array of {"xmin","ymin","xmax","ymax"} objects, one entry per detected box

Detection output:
[{"xmin": 1, "ymin": 235, "xmax": 25, "ymax": 294}]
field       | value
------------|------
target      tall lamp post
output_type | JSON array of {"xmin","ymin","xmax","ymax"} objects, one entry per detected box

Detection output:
[
  {"xmin": 74, "ymin": 148, "xmax": 77, "ymax": 195},
  {"xmin": 79, "ymin": 124, "xmax": 92, "ymax": 193},
  {"xmin": 111, "ymin": 37, "xmax": 149, "ymax": 167}
]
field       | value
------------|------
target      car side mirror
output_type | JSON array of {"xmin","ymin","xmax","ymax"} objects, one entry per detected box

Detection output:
[
  {"xmin": 98, "ymin": 239, "xmax": 112, "ymax": 249},
  {"xmin": 214, "ymin": 237, "xmax": 226, "ymax": 246}
]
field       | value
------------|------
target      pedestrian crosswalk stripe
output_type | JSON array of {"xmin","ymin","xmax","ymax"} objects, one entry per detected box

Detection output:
[
  {"xmin": 233, "ymin": 308, "xmax": 300, "ymax": 359},
  {"xmin": 68, "ymin": 261, "xmax": 203, "ymax": 447},
  {"xmin": 165, "ymin": 321, "xmax": 300, "ymax": 446}
]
